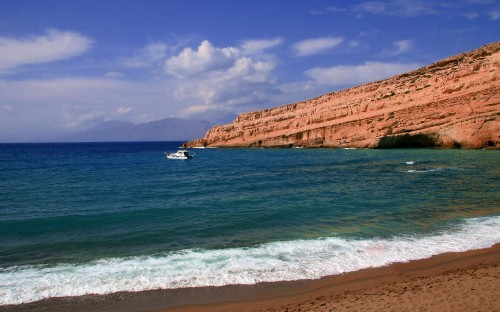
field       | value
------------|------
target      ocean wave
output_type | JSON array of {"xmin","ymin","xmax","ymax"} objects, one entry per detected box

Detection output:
[{"xmin": 1, "ymin": 216, "xmax": 499, "ymax": 306}]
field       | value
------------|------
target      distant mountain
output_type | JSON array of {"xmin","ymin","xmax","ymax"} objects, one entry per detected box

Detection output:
[{"xmin": 56, "ymin": 118, "xmax": 213, "ymax": 142}]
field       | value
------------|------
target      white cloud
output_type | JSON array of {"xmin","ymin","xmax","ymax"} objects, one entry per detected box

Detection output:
[
  {"xmin": 62, "ymin": 105, "xmax": 105, "ymax": 129},
  {"xmin": 463, "ymin": 11, "xmax": 480, "ymax": 20},
  {"xmin": 181, "ymin": 104, "xmax": 213, "ymax": 115},
  {"xmin": 117, "ymin": 107, "xmax": 132, "ymax": 114},
  {"xmin": 310, "ymin": 6, "xmax": 347, "ymax": 15},
  {"xmin": 293, "ymin": 36, "xmax": 344, "ymax": 56},
  {"xmin": 325, "ymin": 6, "xmax": 347, "ymax": 13},
  {"xmin": 240, "ymin": 38, "xmax": 283, "ymax": 54},
  {"xmin": 122, "ymin": 43, "xmax": 167, "ymax": 68},
  {"xmin": 489, "ymin": 9, "xmax": 500, "ymax": 20},
  {"xmin": 393, "ymin": 40, "xmax": 413, "ymax": 53},
  {"xmin": 305, "ymin": 61, "xmax": 420, "ymax": 86},
  {"xmin": 352, "ymin": 1, "xmax": 498, "ymax": 18},
  {"xmin": 380, "ymin": 39, "xmax": 414, "ymax": 57},
  {"xmin": 355, "ymin": 1, "xmax": 388, "ymax": 15},
  {"xmin": 0, "ymin": 104, "xmax": 14, "ymax": 114},
  {"xmin": 177, "ymin": 56, "xmax": 278, "ymax": 114},
  {"xmin": 164, "ymin": 40, "xmax": 239, "ymax": 77},
  {"xmin": 310, "ymin": 9, "xmax": 325, "ymax": 15},
  {"xmin": 105, "ymin": 71, "xmax": 124, "ymax": 78},
  {"xmin": 354, "ymin": 1, "xmax": 439, "ymax": 17},
  {"xmin": 0, "ymin": 29, "xmax": 92, "ymax": 72}
]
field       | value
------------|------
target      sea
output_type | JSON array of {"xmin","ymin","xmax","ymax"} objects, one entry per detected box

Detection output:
[{"xmin": 0, "ymin": 141, "xmax": 499, "ymax": 306}]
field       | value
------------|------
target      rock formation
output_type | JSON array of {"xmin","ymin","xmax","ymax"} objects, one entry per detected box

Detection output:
[{"xmin": 185, "ymin": 42, "xmax": 500, "ymax": 149}]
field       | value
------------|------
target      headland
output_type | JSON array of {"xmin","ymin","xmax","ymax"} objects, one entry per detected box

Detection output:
[{"xmin": 185, "ymin": 42, "xmax": 500, "ymax": 149}]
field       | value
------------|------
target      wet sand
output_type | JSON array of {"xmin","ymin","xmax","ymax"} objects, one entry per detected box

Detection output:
[{"xmin": 2, "ymin": 244, "xmax": 499, "ymax": 312}]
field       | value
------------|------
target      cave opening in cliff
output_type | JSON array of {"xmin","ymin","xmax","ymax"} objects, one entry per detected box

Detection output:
[{"xmin": 377, "ymin": 134, "xmax": 437, "ymax": 148}]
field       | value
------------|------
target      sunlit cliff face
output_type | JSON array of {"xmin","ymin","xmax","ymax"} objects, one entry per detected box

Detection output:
[{"xmin": 186, "ymin": 42, "xmax": 500, "ymax": 150}]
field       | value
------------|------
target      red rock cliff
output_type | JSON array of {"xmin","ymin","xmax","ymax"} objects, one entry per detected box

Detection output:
[{"xmin": 185, "ymin": 42, "xmax": 500, "ymax": 149}]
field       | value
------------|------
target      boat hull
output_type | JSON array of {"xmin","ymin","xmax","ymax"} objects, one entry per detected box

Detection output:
[
  {"xmin": 164, "ymin": 150, "xmax": 193, "ymax": 159},
  {"xmin": 166, "ymin": 155, "xmax": 191, "ymax": 160}
]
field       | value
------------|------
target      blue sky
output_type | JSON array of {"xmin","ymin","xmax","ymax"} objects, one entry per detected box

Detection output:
[{"xmin": 0, "ymin": 0, "xmax": 498, "ymax": 141}]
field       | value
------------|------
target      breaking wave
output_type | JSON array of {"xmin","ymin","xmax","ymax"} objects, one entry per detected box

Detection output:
[{"xmin": 1, "ymin": 216, "xmax": 499, "ymax": 306}]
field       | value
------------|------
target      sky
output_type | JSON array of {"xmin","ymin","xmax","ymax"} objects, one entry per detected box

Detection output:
[{"xmin": 0, "ymin": 0, "xmax": 498, "ymax": 142}]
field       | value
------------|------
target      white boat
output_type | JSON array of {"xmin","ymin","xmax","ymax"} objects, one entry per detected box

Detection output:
[{"xmin": 164, "ymin": 149, "xmax": 193, "ymax": 160}]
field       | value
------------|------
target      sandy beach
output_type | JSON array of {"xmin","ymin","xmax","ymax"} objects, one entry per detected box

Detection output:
[
  {"xmin": 164, "ymin": 244, "xmax": 500, "ymax": 312},
  {"xmin": 2, "ymin": 244, "xmax": 498, "ymax": 312}
]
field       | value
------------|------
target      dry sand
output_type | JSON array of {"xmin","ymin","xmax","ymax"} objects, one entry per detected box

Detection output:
[{"xmin": 2, "ymin": 244, "xmax": 499, "ymax": 312}]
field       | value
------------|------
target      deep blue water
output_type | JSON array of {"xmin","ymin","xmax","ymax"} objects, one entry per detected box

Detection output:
[{"xmin": 0, "ymin": 142, "xmax": 499, "ymax": 305}]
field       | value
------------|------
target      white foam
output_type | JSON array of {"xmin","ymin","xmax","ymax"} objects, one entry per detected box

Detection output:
[
  {"xmin": 1, "ymin": 216, "xmax": 499, "ymax": 306},
  {"xmin": 406, "ymin": 167, "xmax": 443, "ymax": 173},
  {"xmin": 405, "ymin": 161, "xmax": 415, "ymax": 165}
]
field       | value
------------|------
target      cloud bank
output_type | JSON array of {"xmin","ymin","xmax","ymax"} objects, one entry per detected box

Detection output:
[{"xmin": 164, "ymin": 40, "xmax": 279, "ymax": 115}]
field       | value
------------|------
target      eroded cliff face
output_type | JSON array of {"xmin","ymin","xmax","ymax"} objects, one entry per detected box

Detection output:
[{"xmin": 186, "ymin": 42, "xmax": 500, "ymax": 149}]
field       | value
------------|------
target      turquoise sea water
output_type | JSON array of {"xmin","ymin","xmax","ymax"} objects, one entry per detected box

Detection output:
[{"xmin": 0, "ymin": 142, "xmax": 499, "ymax": 305}]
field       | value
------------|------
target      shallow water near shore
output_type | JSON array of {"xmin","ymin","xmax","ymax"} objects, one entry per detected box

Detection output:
[{"xmin": 0, "ymin": 142, "xmax": 499, "ymax": 306}]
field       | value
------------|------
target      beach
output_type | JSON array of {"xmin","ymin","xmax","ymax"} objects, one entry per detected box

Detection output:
[
  {"xmin": 2, "ymin": 244, "xmax": 498, "ymax": 312},
  {"xmin": 164, "ymin": 244, "xmax": 500, "ymax": 312}
]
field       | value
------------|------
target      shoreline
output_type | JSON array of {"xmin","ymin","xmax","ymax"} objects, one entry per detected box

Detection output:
[{"xmin": 2, "ymin": 243, "xmax": 499, "ymax": 312}]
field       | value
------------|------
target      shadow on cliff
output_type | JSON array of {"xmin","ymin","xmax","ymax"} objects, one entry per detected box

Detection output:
[{"xmin": 377, "ymin": 134, "xmax": 437, "ymax": 148}]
